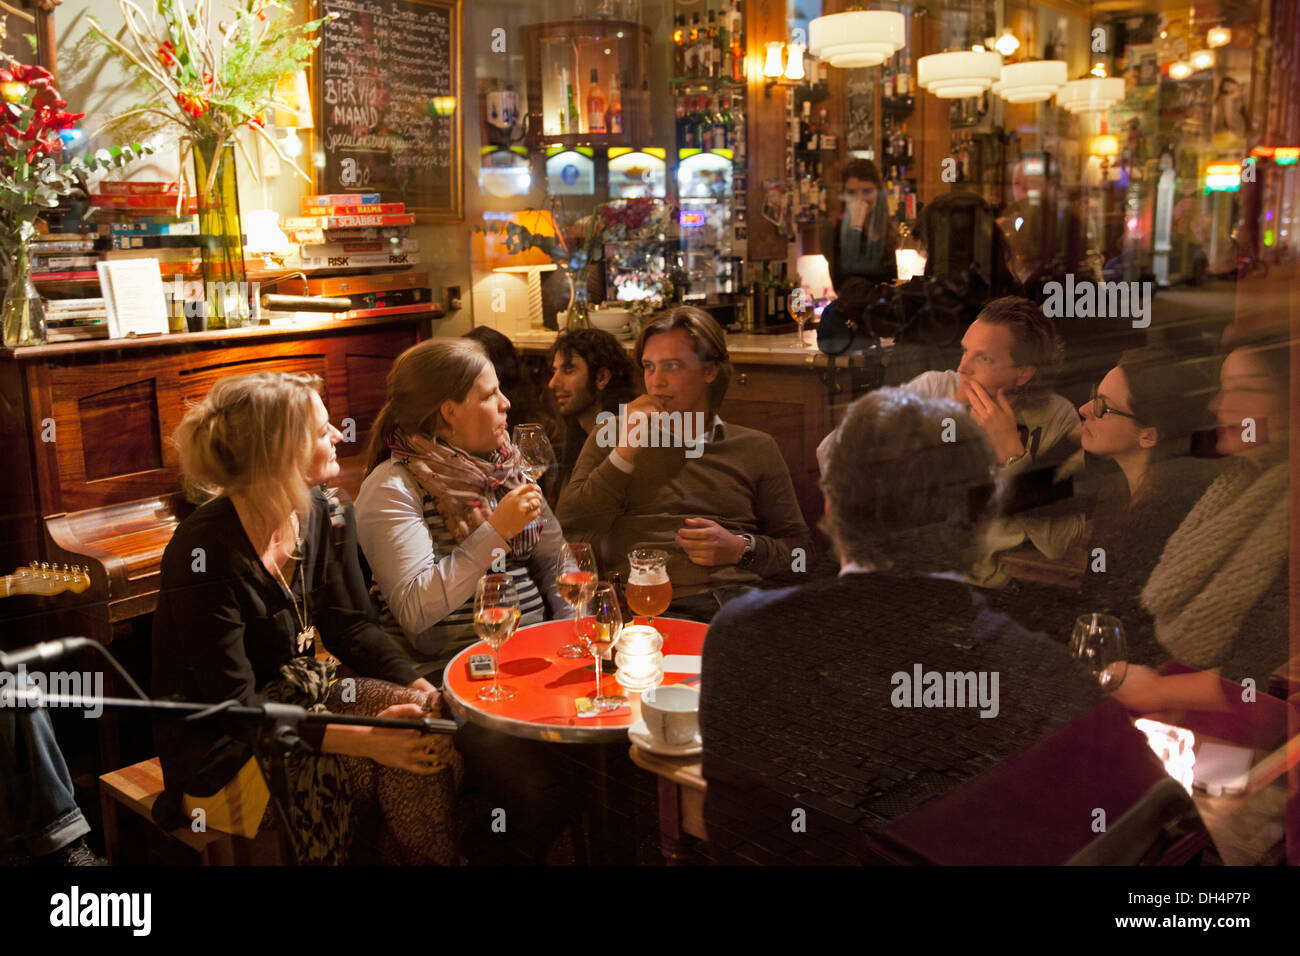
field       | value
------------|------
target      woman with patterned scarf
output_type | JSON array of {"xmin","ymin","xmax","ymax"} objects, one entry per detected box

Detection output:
[
  {"xmin": 356, "ymin": 338, "xmax": 568, "ymax": 676},
  {"xmin": 1115, "ymin": 329, "xmax": 1291, "ymax": 717},
  {"xmin": 356, "ymin": 338, "xmax": 573, "ymax": 863}
]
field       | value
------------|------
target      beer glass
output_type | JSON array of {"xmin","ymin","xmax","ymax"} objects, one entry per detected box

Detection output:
[
  {"xmin": 474, "ymin": 574, "xmax": 521, "ymax": 702},
  {"xmin": 1069, "ymin": 613, "xmax": 1128, "ymax": 693},
  {"xmin": 626, "ymin": 548, "xmax": 672, "ymax": 633},
  {"xmin": 555, "ymin": 541, "xmax": 597, "ymax": 658}
]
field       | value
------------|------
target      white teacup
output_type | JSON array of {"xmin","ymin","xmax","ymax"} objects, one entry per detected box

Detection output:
[{"xmin": 640, "ymin": 684, "xmax": 700, "ymax": 747}]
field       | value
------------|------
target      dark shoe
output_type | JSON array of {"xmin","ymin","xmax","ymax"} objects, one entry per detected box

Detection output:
[{"xmin": 37, "ymin": 837, "xmax": 107, "ymax": 867}]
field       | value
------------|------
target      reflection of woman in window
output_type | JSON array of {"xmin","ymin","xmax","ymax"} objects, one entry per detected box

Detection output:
[
  {"xmin": 821, "ymin": 159, "xmax": 897, "ymax": 288},
  {"xmin": 1212, "ymin": 76, "xmax": 1249, "ymax": 138}
]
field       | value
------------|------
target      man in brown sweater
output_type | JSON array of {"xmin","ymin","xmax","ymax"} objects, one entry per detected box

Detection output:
[{"xmin": 556, "ymin": 307, "xmax": 811, "ymax": 607}]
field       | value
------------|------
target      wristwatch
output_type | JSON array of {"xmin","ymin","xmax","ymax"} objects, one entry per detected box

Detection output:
[
  {"xmin": 736, "ymin": 533, "xmax": 757, "ymax": 569},
  {"xmin": 1001, "ymin": 449, "xmax": 1028, "ymax": 468}
]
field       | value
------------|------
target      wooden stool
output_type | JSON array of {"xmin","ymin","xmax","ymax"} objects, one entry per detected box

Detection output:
[{"xmin": 98, "ymin": 757, "xmax": 282, "ymax": 865}]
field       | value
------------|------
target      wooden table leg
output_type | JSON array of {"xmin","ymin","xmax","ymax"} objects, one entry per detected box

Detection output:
[{"xmin": 658, "ymin": 777, "xmax": 692, "ymax": 865}]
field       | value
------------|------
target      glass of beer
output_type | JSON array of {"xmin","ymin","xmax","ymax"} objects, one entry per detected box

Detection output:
[
  {"xmin": 555, "ymin": 541, "xmax": 598, "ymax": 658},
  {"xmin": 474, "ymin": 573, "xmax": 521, "ymax": 702},
  {"xmin": 626, "ymin": 548, "xmax": 672, "ymax": 633}
]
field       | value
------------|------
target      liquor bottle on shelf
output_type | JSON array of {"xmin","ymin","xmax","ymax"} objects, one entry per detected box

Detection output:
[
  {"xmin": 674, "ymin": 15, "xmax": 686, "ymax": 78},
  {"xmin": 587, "ymin": 69, "xmax": 606, "ymax": 134},
  {"xmin": 689, "ymin": 14, "xmax": 702, "ymax": 77},
  {"xmin": 883, "ymin": 63, "xmax": 894, "ymax": 99},
  {"xmin": 897, "ymin": 54, "xmax": 910, "ymax": 95},
  {"xmin": 706, "ymin": 11, "xmax": 719, "ymax": 78},
  {"xmin": 607, "ymin": 74, "xmax": 623, "ymax": 135},
  {"xmin": 713, "ymin": 97, "xmax": 728, "ymax": 151},
  {"xmin": 566, "ymin": 80, "xmax": 581, "ymax": 134},
  {"xmin": 818, "ymin": 108, "xmax": 835, "ymax": 151},
  {"xmin": 730, "ymin": 1, "xmax": 745, "ymax": 83},
  {"xmin": 700, "ymin": 96, "xmax": 714, "ymax": 150}
]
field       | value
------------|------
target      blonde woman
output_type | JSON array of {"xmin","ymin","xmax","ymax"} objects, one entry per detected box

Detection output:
[
  {"xmin": 355, "ymin": 338, "xmax": 568, "ymax": 678},
  {"xmin": 152, "ymin": 372, "xmax": 458, "ymax": 865}
]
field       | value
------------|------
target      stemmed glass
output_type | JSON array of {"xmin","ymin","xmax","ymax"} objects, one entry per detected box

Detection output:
[
  {"xmin": 585, "ymin": 582, "xmax": 626, "ymax": 711},
  {"xmin": 788, "ymin": 286, "xmax": 815, "ymax": 349},
  {"xmin": 1069, "ymin": 613, "xmax": 1128, "ymax": 693},
  {"xmin": 555, "ymin": 541, "xmax": 598, "ymax": 659},
  {"xmin": 512, "ymin": 423, "xmax": 556, "ymax": 484},
  {"xmin": 474, "ymin": 573, "xmax": 521, "ymax": 702},
  {"xmin": 626, "ymin": 548, "xmax": 672, "ymax": 635}
]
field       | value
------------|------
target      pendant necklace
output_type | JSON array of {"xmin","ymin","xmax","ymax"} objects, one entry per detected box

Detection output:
[{"xmin": 273, "ymin": 521, "xmax": 318, "ymax": 654}]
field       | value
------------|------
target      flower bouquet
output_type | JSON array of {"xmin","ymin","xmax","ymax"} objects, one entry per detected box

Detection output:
[
  {"xmin": 0, "ymin": 59, "xmax": 149, "ymax": 346},
  {"xmin": 90, "ymin": 0, "xmax": 333, "ymax": 327}
]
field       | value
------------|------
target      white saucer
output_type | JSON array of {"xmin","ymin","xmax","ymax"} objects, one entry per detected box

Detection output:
[{"xmin": 628, "ymin": 718, "xmax": 703, "ymax": 756}]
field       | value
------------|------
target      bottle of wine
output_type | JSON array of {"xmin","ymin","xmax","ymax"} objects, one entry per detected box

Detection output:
[
  {"xmin": 689, "ymin": 14, "xmax": 702, "ymax": 77},
  {"xmin": 706, "ymin": 11, "xmax": 718, "ymax": 78},
  {"xmin": 673, "ymin": 15, "xmax": 685, "ymax": 78},
  {"xmin": 607, "ymin": 74, "xmax": 623, "ymax": 135},
  {"xmin": 587, "ymin": 69, "xmax": 606, "ymax": 133},
  {"xmin": 730, "ymin": 0, "xmax": 745, "ymax": 83},
  {"xmin": 566, "ymin": 81, "xmax": 581, "ymax": 134}
]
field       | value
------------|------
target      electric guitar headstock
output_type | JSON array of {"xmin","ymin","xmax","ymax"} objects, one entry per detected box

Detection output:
[{"xmin": 2, "ymin": 563, "xmax": 92, "ymax": 598}]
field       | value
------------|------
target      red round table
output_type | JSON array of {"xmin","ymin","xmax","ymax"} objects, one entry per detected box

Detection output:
[{"xmin": 442, "ymin": 617, "xmax": 707, "ymax": 743}]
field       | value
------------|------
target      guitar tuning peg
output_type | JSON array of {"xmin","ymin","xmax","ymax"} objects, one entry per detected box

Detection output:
[{"xmin": 40, "ymin": 562, "xmax": 49, "ymax": 571}]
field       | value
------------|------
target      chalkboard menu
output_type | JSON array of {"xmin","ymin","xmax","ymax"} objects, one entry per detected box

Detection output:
[
  {"xmin": 316, "ymin": 0, "xmax": 463, "ymax": 220},
  {"xmin": 845, "ymin": 69, "xmax": 875, "ymax": 152}
]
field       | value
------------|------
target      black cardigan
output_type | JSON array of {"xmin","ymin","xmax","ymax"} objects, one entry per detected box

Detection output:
[{"xmin": 151, "ymin": 487, "xmax": 418, "ymax": 801}]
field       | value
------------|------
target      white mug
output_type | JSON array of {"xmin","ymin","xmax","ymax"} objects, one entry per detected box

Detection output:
[{"xmin": 640, "ymin": 684, "xmax": 700, "ymax": 747}]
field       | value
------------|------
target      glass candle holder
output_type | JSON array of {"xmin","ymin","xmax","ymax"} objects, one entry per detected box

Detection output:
[{"xmin": 613, "ymin": 624, "xmax": 664, "ymax": 692}]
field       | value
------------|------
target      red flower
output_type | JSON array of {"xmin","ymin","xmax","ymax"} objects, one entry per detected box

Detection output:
[{"xmin": 158, "ymin": 42, "xmax": 177, "ymax": 67}]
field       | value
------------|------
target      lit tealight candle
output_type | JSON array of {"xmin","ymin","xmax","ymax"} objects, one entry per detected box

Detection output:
[{"xmin": 614, "ymin": 624, "xmax": 664, "ymax": 692}]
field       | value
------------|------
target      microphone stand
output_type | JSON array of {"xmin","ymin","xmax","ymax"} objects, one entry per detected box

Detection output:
[{"xmin": 0, "ymin": 687, "xmax": 457, "ymax": 865}]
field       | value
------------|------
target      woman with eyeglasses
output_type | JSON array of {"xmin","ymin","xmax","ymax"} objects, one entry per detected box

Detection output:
[
  {"xmin": 1113, "ymin": 330, "xmax": 1290, "ymax": 715},
  {"xmin": 1071, "ymin": 347, "xmax": 1218, "ymax": 665}
]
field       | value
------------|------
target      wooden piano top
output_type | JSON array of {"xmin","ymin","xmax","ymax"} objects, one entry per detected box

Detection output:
[{"xmin": 0, "ymin": 316, "xmax": 425, "ymax": 642}]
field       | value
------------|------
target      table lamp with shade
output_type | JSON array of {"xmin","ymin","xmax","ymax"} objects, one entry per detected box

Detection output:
[{"xmin": 475, "ymin": 209, "xmax": 561, "ymax": 331}]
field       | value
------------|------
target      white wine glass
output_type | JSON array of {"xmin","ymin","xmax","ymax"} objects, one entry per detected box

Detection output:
[
  {"xmin": 555, "ymin": 540, "xmax": 598, "ymax": 659},
  {"xmin": 586, "ymin": 582, "xmax": 626, "ymax": 711},
  {"xmin": 1069, "ymin": 613, "xmax": 1128, "ymax": 693},
  {"xmin": 788, "ymin": 286, "xmax": 815, "ymax": 349},
  {"xmin": 512, "ymin": 423, "xmax": 556, "ymax": 484},
  {"xmin": 474, "ymin": 573, "xmax": 521, "ymax": 702}
]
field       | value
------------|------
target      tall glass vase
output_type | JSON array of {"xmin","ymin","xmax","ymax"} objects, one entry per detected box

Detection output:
[
  {"xmin": 2, "ymin": 239, "xmax": 47, "ymax": 348},
  {"xmin": 192, "ymin": 136, "xmax": 249, "ymax": 330}
]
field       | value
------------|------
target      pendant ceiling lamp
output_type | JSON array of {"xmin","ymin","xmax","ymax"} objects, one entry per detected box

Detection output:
[
  {"xmin": 917, "ymin": 49, "xmax": 1003, "ymax": 98},
  {"xmin": 808, "ymin": 9, "xmax": 907, "ymax": 68},
  {"xmin": 993, "ymin": 60, "xmax": 1068, "ymax": 103},
  {"xmin": 1056, "ymin": 76, "xmax": 1126, "ymax": 113}
]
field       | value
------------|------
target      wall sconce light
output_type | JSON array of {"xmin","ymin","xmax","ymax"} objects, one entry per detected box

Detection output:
[
  {"xmin": 428, "ymin": 95, "xmax": 457, "ymax": 117},
  {"xmin": 272, "ymin": 70, "xmax": 313, "ymax": 159},
  {"xmin": 1190, "ymin": 49, "xmax": 1214, "ymax": 71},
  {"xmin": 1206, "ymin": 26, "xmax": 1231, "ymax": 48},
  {"xmin": 1168, "ymin": 61, "xmax": 1192, "ymax": 80},
  {"xmin": 992, "ymin": 28, "xmax": 1020, "ymax": 57},
  {"xmin": 784, "ymin": 43, "xmax": 806, "ymax": 81},
  {"xmin": 764, "ymin": 42, "xmax": 785, "ymax": 79}
]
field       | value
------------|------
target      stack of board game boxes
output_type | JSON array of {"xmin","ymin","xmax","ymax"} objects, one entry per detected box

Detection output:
[{"xmin": 280, "ymin": 194, "xmax": 435, "ymax": 319}]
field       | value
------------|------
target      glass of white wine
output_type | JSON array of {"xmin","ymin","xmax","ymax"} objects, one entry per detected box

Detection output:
[
  {"xmin": 1069, "ymin": 613, "xmax": 1128, "ymax": 693},
  {"xmin": 555, "ymin": 540, "xmax": 598, "ymax": 658},
  {"xmin": 512, "ymin": 423, "xmax": 556, "ymax": 484},
  {"xmin": 474, "ymin": 573, "xmax": 521, "ymax": 702},
  {"xmin": 585, "ymin": 582, "xmax": 627, "ymax": 711},
  {"xmin": 788, "ymin": 286, "xmax": 815, "ymax": 349}
]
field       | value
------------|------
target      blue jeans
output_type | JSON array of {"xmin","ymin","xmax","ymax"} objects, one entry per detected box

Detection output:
[{"xmin": 0, "ymin": 701, "xmax": 90, "ymax": 857}]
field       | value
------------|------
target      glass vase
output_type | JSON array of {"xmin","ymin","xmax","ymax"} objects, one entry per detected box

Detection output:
[
  {"xmin": 192, "ymin": 136, "xmax": 249, "ymax": 330},
  {"xmin": 2, "ymin": 240, "xmax": 47, "ymax": 348}
]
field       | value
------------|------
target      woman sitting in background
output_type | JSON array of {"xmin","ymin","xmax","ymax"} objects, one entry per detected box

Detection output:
[
  {"xmin": 1063, "ymin": 347, "xmax": 1217, "ymax": 663},
  {"xmin": 152, "ymin": 373, "xmax": 457, "ymax": 865},
  {"xmin": 355, "ymin": 338, "xmax": 567, "ymax": 678},
  {"xmin": 463, "ymin": 325, "xmax": 549, "ymax": 433},
  {"xmin": 1117, "ymin": 329, "xmax": 1290, "ymax": 716}
]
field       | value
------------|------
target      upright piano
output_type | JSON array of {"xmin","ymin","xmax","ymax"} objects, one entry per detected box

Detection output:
[{"xmin": 0, "ymin": 315, "xmax": 427, "ymax": 647}]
